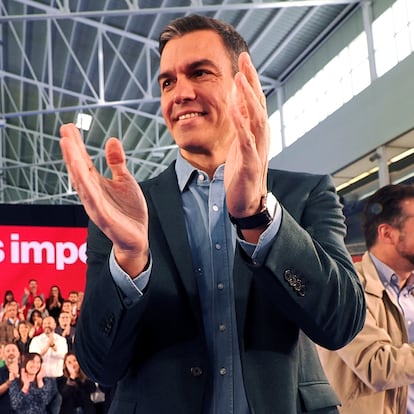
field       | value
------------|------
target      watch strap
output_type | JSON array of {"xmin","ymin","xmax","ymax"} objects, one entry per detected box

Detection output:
[{"xmin": 228, "ymin": 208, "xmax": 273, "ymax": 230}]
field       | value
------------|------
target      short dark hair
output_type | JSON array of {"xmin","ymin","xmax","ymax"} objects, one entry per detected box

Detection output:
[
  {"xmin": 362, "ymin": 184, "xmax": 414, "ymax": 249},
  {"xmin": 159, "ymin": 14, "xmax": 249, "ymax": 74}
]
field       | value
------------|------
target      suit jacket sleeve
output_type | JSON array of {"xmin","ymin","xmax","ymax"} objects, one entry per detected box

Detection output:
[{"xmin": 260, "ymin": 170, "xmax": 365, "ymax": 349}]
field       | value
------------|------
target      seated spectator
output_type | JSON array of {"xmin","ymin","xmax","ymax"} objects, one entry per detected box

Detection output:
[
  {"xmin": 8, "ymin": 352, "xmax": 57, "ymax": 414},
  {"xmin": 0, "ymin": 342, "xmax": 20, "ymax": 413},
  {"xmin": 21, "ymin": 279, "xmax": 44, "ymax": 320},
  {"xmin": 56, "ymin": 312, "xmax": 76, "ymax": 352},
  {"xmin": 29, "ymin": 310, "xmax": 44, "ymax": 337},
  {"xmin": 27, "ymin": 296, "xmax": 49, "ymax": 321},
  {"xmin": 0, "ymin": 301, "xmax": 22, "ymax": 344},
  {"xmin": 15, "ymin": 321, "xmax": 34, "ymax": 356},
  {"xmin": 45, "ymin": 286, "xmax": 64, "ymax": 323},
  {"xmin": 57, "ymin": 352, "xmax": 97, "ymax": 414}
]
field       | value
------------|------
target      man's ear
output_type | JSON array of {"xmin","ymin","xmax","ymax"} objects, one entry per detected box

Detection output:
[{"xmin": 377, "ymin": 223, "xmax": 397, "ymax": 245}]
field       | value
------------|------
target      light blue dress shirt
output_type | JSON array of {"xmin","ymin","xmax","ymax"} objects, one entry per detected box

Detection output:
[
  {"xmin": 370, "ymin": 253, "xmax": 414, "ymax": 414},
  {"xmin": 109, "ymin": 153, "xmax": 281, "ymax": 413}
]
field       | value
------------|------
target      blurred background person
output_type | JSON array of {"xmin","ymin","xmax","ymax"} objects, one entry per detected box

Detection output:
[
  {"xmin": 27, "ymin": 296, "xmax": 49, "ymax": 321},
  {"xmin": 15, "ymin": 320, "xmax": 34, "ymax": 356},
  {"xmin": 0, "ymin": 342, "xmax": 20, "ymax": 413},
  {"xmin": 29, "ymin": 316, "xmax": 67, "ymax": 378},
  {"xmin": 61, "ymin": 301, "xmax": 77, "ymax": 328},
  {"xmin": 0, "ymin": 301, "xmax": 22, "ymax": 344},
  {"xmin": 0, "ymin": 291, "xmax": 16, "ymax": 321},
  {"xmin": 29, "ymin": 310, "xmax": 44, "ymax": 337},
  {"xmin": 56, "ymin": 313, "xmax": 76, "ymax": 353},
  {"xmin": 67, "ymin": 292, "xmax": 79, "ymax": 327},
  {"xmin": 21, "ymin": 279, "xmax": 44, "ymax": 319},
  {"xmin": 318, "ymin": 184, "xmax": 414, "ymax": 413},
  {"xmin": 57, "ymin": 352, "xmax": 97, "ymax": 414},
  {"xmin": 9, "ymin": 352, "xmax": 56, "ymax": 414},
  {"xmin": 46, "ymin": 286, "xmax": 65, "ymax": 323}
]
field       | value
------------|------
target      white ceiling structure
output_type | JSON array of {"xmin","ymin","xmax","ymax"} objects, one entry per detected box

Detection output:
[{"xmin": 1, "ymin": 0, "xmax": 363, "ymax": 204}]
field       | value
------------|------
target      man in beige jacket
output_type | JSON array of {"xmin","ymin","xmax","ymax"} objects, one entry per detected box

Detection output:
[{"xmin": 318, "ymin": 183, "xmax": 414, "ymax": 414}]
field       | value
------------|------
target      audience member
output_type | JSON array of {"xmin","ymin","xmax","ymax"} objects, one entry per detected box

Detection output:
[
  {"xmin": 56, "ymin": 312, "xmax": 76, "ymax": 352},
  {"xmin": 0, "ymin": 342, "xmax": 20, "ymax": 413},
  {"xmin": 60, "ymin": 14, "xmax": 365, "ymax": 413},
  {"xmin": 61, "ymin": 301, "xmax": 77, "ymax": 327},
  {"xmin": 318, "ymin": 184, "xmax": 414, "ymax": 413},
  {"xmin": 27, "ymin": 295, "xmax": 49, "ymax": 321},
  {"xmin": 57, "ymin": 352, "xmax": 97, "ymax": 414},
  {"xmin": 45, "ymin": 285, "xmax": 64, "ymax": 323},
  {"xmin": 29, "ymin": 316, "xmax": 66, "ymax": 413},
  {"xmin": 29, "ymin": 310, "xmax": 44, "ymax": 337},
  {"xmin": 0, "ymin": 301, "xmax": 21, "ymax": 344},
  {"xmin": 29, "ymin": 316, "xmax": 68, "ymax": 378},
  {"xmin": 21, "ymin": 279, "xmax": 44, "ymax": 319},
  {"xmin": 15, "ymin": 320, "xmax": 34, "ymax": 356},
  {"xmin": 76, "ymin": 291, "xmax": 84, "ymax": 316},
  {"xmin": 67, "ymin": 292, "xmax": 80, "ymax": 326},
  {"xmin": 8, "ymin": 352, "xmax": 57, "ymax": 413},
  {"xmin": 0, "ymin": 343, "xmax": 4, "ymax": 368},
  {"xmin": 0, "ymin": 291, "xmax": 16, "ymax": 321}
]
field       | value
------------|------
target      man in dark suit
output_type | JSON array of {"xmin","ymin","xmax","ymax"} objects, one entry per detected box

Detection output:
[{"xmin": 59, "ymin": 14, "xmax": 365, "ymax": 414}]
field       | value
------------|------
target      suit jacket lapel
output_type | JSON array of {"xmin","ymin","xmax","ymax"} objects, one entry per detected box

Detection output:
[
  {"xmin": 147, "ymin": 165, "xmax": 204, "ymax": 327},
  {"xmin": 233, "ymin": 247, "xmax": 253, "ymax": 345}
]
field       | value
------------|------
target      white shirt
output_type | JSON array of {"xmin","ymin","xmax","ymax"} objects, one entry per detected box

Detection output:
[{"xmin": 29, "ymin": 332, "xmax": 68, "ymax": 377}]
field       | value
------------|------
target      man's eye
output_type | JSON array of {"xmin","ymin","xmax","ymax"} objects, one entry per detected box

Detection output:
[
  {"xmin": 162, "ymin": 80, "xmax": 171, "ymax": 89},
  {"xmin": 194, "ymin": 70, "xmax": 207, "ymax": 77}
]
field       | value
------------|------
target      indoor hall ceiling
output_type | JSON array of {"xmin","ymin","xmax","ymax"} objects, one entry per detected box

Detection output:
[{"xmin": 1, "ymin": 0, "xmax": 360, "ymax": 204}]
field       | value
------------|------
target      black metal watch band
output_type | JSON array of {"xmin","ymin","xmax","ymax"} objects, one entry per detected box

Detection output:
[{"xmin": 228, "ymin": 208, "xmax": 273, "ymax": 230}]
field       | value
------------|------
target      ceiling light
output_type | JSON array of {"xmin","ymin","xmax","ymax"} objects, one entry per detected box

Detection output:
[
  {"xmin": 75, "ymin": 113, "xmax": 92, "ymax": 131},
  {"xmin": 389, "ymin": 148, "xmax": 414, "ymax": 164},
  {"xmin": 336, "ymin": 167, "xmax": 379, "ymax": 192}
]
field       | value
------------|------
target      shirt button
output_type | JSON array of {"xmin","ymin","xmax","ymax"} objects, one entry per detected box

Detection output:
[
  {"xmin": 215, "ymin": 243, "xmax": 221, "ymax": 250},
  {"xmin": 219, "ymin": 324, "xmax": 226, "ymax": 332},
  {"xmin": 198, "ymin": 174, "xmax": 205, "ymax": 181},
  {"xmin": 217, "ymin": 282, "xmax": 224, "ymax": 290},
  {"xmin": 190, "ymin": 367, "xmax": 203, "ymax": 377},
  {"xmin": 219, "ymin": 368, "xmax": 227, "ymax": 376},
  {"xmin": 212, "ymin": 204, "xmax": 219, "ymax": 212}
]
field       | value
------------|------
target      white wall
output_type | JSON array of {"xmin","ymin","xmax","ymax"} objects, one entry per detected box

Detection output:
[{"xmin": 269, "ymin": 51, "xmax": 414, "ymax": 175}]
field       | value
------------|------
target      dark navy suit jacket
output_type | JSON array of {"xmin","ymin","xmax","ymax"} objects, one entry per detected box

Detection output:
[{"xmin": 75, "ymin": 164, "xmax": 365, "ymax": 414}]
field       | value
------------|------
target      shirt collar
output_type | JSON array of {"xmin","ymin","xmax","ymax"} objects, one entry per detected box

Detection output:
[
  {"xmin": 175, "ymin": 153, "xmax": 197, "ymax": 192},
  {"xmin": 370, "ymin": 252, "xmax": 414, "ymax": 292},
  {"xmin": 175, "ymin": 152, "xmax": 225, "ymax": 192}
]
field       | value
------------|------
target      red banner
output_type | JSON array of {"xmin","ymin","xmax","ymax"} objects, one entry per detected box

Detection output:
[{"xmin": 0, "ymin": 225, "xmax": 87, "ymax": 301}]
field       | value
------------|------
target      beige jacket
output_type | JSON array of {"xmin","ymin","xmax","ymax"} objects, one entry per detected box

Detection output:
[{"xmin": 318, "ymin": 252, "xmax": 414, "ymax": 414}]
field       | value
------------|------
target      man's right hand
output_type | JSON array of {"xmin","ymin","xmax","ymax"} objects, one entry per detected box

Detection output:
[{"xmin": 59, "ymin": 123, "xmax": 149, "ymax": 277}]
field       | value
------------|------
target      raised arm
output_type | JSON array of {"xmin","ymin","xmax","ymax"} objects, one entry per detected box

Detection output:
[{"xmin": 59, "ymin": 123, "xmax": 149, "ymax": 276}]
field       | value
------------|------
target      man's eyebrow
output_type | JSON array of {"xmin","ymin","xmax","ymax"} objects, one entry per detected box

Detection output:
[{"xmin": 158, "ymin": 59, "xmax": 219, "ymax": 83}]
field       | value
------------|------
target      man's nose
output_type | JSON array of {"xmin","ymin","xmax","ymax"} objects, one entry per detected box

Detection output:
[{"xmin": 174, "ymin": 77, "xmax": 196, "ymax": 104}]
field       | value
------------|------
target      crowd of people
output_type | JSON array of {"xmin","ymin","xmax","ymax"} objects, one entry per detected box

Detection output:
[{"xmin": 0, "ymin": 281, "xmax": 112, "ymax": 414}]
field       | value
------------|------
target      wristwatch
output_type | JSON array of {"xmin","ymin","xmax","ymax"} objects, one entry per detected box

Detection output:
[{"xmin": 229, "ymin": 192, "xmax": 277, "ymax": 230}]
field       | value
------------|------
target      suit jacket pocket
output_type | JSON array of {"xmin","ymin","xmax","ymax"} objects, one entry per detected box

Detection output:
[{"xmin": 298, "ymin": 381, "xmax": 340, "ymax": 413}]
